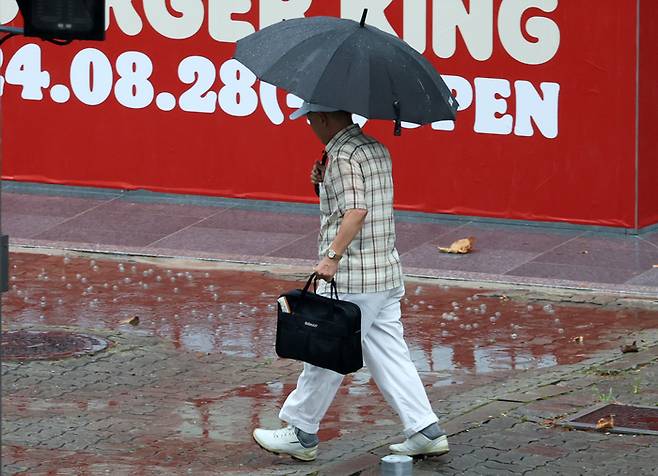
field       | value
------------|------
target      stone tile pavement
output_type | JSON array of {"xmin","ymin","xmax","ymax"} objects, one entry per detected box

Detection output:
[
  {"xmin": 3, "ymin": 318, "xmax": 657, "ymax": 475},
  {"xmin": 2, "ymin": 251, "xmax": 658, "ymax": 475}
]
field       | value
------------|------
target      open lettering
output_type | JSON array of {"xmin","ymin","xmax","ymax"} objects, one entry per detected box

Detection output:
[{"xmin": 431, "ymin": 76, "xmax": 560, "ymax": 139}]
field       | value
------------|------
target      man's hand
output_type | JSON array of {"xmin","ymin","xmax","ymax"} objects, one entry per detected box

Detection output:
[
  {"xmin": 310, "ymin": 160, "xmax": 326, "ymax": 185},
  {"xmin": 314, "ymin": 256, "xmax": 339, "ymax": 281}
]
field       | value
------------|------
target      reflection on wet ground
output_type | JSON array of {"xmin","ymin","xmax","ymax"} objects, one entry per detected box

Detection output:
[
  {"xmin": 3, "ymin": 252, "xmax": 658, "ymax": 474},
  {"xmin": 3, "ymin": 253, "xmax": 656, "ymax": 375}
]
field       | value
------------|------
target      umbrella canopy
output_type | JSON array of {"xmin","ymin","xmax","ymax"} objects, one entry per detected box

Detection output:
[{"xmin": 233, "ymin": 12, "xmax": 458, "ymax": 130}]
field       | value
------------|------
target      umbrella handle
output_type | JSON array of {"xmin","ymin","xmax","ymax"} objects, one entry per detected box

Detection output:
[{"xmin": 393, "ymin": 101, "xmax": 402, "ymax": 136}]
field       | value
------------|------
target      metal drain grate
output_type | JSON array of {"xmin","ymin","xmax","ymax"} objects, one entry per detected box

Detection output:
[
  {"xmin": 1, "ymin": 330, "xmax": 110, "ymax": 361},
  {"xmin": 562, "ymin": 403, "xmax": 658, "ymax": 436}
]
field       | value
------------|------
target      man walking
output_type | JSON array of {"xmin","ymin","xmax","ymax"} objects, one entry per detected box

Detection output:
[{"xmin": 253, "ymin": 102, "xmax": 448, "ymax": 461}]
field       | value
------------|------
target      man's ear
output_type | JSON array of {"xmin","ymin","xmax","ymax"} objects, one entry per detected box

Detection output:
[{"xmin": 317, "ymin": 112, "xmax": 329, "ymax": 126}]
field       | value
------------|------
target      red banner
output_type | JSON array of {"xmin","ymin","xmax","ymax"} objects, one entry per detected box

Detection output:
[
  {"xmin": 639, "ymin": 0, "xmax": 658, "ymax": 229},
  {"xmin": 0, "ymin": 1, "xmax": 652, "ymax": 228}
]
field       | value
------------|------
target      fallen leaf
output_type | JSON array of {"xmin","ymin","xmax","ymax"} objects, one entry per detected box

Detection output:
[
  {"xmin": 121, "ymin": 316, "xmax": 140, "ymax": 326},
  {"xmin": 571, "ymin": 336, "xmax": 584, "ymax": 344},
  {"xmin": 621, "ymin": 341, "xmax": 638, "ymax": 353},
  {"xmin": 595, "ymin": 415, "xmax": 615, "ymax": 430},
  {"xmin": 541, "ymin": 418, "xmax": 558, "ymax": 428},
  {"xmin": 438, "ymin": 237, "xmax": 476, "ymax": 254}
]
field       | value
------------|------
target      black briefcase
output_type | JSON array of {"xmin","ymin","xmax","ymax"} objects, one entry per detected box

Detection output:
[{"xmin": 275, "ymin": 273, "xmax": 363, "ymax": 375}]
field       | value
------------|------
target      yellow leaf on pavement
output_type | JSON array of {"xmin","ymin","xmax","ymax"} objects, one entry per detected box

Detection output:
[
  {"xmin": 438, "ymin": 237, "xmax": 475, "ymax": 254},
  {"xmin": 595, "ymin": 415, "xmax": 615, "ymax": 430}
]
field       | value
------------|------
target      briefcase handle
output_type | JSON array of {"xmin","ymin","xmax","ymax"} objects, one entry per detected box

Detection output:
[{"xmin": 301, "ymin": 272, "xmax": 339, "ymax": 301}]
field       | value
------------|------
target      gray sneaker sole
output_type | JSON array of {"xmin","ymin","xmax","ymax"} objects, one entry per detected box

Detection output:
[
  {"xmin": 392, "ymin": 447, "xmax": 450, "ymax": 457},
  {"xmin": 252, "ymin": 433, "xmax": 318, "ymax": 462}
]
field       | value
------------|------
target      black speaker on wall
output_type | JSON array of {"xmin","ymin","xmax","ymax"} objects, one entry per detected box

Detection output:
[{"xmin": 17, "ymin": 0, "xmax": 105, "ymax": 41}]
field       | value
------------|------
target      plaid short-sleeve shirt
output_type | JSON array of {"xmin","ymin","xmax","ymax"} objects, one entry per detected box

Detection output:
[{"xmin": 318, "ymin": 124, "xmax": 403, "ymax": 294}]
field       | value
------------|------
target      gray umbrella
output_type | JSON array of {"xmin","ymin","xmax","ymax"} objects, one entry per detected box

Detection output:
[{"xmin": 233, "ymin": 11, "xmax": 458, "ymax": 134}]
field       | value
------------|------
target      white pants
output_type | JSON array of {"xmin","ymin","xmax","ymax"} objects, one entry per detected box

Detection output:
[{"xmin": 279, "ymin": 285, "xmax": 439, "ymax": 438}]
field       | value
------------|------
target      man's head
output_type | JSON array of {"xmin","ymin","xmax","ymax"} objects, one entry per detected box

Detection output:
[{"xmin": 290, "ymin": 101, "xmax": 353, "ymax": 145}]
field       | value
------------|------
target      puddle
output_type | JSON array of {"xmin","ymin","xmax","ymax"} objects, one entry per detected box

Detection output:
[{"xmin": 4, "ymin": 253, "xmax": 656, "ymax": 376}]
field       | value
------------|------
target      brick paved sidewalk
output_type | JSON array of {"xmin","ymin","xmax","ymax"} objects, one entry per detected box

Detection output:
[
  {"xmin": 2, "ymin": 251, "xmax": 658, "ymax": 475},
  {"xmin": 3, "ymin": 323, "xmax": 657, "ymax": 475},
  {"xmin": 365, "ymin": 343, "xmax": 658, "ymax": 476}
]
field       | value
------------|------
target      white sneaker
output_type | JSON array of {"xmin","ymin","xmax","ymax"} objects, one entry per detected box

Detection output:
[
  {"xmin": 389, "ymin": 433, "xmax": 449, "ymax": 456},
  {"xmin": 253, "ymin": 426, "xmax": 318, "ymax": 461}
]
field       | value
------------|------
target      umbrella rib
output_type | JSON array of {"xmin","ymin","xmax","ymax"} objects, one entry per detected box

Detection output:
[
  {"xmin": 259, "ymin": 28, "xmax": 345, "ymax": 75},
  {"xmin": 368, "ymin": 49, "xmax": 387, "ymax": 120},
  {"xmin": 261, "ymin": 28, "xmax": 358, "ymax": 102},
  {"xmin": 385, "ymin": 40, "xmax": 448, "ymax": 122},
  {"xmin": 307, "ymin": 27, "xmax": 364, "ymax": 107}
]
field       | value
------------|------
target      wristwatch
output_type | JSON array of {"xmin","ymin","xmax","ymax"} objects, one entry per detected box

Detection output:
[{"xmin": 327, "ymin": 249, "xmax": 342, "ymax": 260}]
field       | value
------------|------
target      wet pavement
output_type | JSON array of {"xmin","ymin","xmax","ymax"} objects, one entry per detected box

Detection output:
[
  {"xmin": 2, "ymin": 251, "xmax": 658, "ymax": 475},
  {"xmin": 4, "ymin": 252, "xmax": 658, "ymax": 376},
  {"xmin": 3, "ymin": 181, "xmax": 658, "ymax": 297}
]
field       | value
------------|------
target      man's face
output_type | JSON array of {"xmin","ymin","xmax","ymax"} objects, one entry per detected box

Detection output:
[{"xmin": 307, "ymin": 112, "xmax": 329, "ymax": 144}]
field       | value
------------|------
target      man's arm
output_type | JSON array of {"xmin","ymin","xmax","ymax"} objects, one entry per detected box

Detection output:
[{"xmin": 314, "ymin": 208, "xmax": 367, "ymax": 281}]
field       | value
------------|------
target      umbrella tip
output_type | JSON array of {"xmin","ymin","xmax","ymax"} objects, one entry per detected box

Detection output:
[
  {"xmin": 360, "ymin": 9, "xmax": 368, "ymax": 27},
  {"xmin": 393, "ymin": 100, "xmax": 402, "ymax": 136}
]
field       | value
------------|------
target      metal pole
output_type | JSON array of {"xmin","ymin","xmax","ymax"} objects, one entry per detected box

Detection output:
[
  {"xmin": 0, "ymin": 235, "xmax": 8, "ymax": 292},
  {"xmin": 0, "ymin": 29, "xmax": 21, "ymax": 293},
  {"xmin": 0, "ymin": 54, "xmax": 5, "ymax": 292}
]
